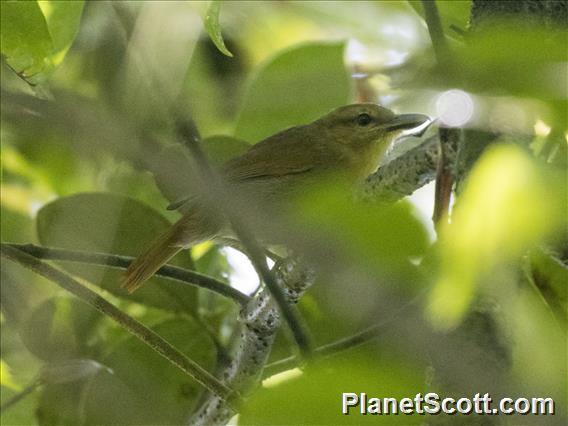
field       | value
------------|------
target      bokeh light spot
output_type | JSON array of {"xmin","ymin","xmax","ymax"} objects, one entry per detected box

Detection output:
[{"xmin": 435, "ymin": 89, "xmax": 475, "ymax": 127}]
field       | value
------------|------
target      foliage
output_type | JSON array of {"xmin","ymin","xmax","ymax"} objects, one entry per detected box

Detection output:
[{"xmin": 1, "ymin": 1, "xmax": 566, "ymax": 425}]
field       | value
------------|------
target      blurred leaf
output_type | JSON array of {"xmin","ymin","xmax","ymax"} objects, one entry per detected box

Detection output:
[
  {"xmin": 203, "ymin": 134, "xmax": 250, "ymax": 166},
  {"xmin": 235, "ymin": 41, "xmax": 350, "ymax": 143},
  {"xmin": 203, "ymin": 1, "xmax": 233, "ymax": 57},
  {"xmin": 40, "ymin": 359, "xmax": 110, "ymax": 385},
  {"xmin": 37, "ymin": 0, "xmax": 85, "ymax": 65},
  {"xmin": 1, "ymin": 204, "xmax": 34, "ymax": 243},
  {"xmin": 408, "ymin": 0, "xmax": 471, "ymax": 37},
  {"xmin": 0, "ymin": 386, "xmax": 39, "ymax": 426},
  {"xmin": 182, "ymin": 36, "xmax": 244, "ymax": 136},
  {"xmin": 19, "ymin": 296, "xmax": 99, "ymax": 362},
  {"xmin": 529, "ymin": 249, "xmax": 568, "ymax": 323},
  {"xmin": 81, "ymin": 318, "xmax": 216, "ymax": 425},
  {"xmin": 505, "ymin": 285, "xmax": 567, "ymax": 402},
  {"xmin": 36, "ymin": 380, "xmax": 85, "ymax": 425},
  {"xmin": 1, "ymin": 359, "xmax": 20, "ymax": 391},
  {"xmin": 243, "ymin": 347, "xmax": 425, "ymax": 425},
  {"xmin": 117, "ymin": 2, "xmax": 200, "ymax": 128},
  {"xmin": 422, "ymin": 25, "xmax": 568, "ymax": 101},
  {"xmin": 194, "ymin": 245, "xmax": 235, "ymax": 324},
  {"xmin": 0, "ymin": 0, "xmax": 54, "ymax": 84},
  {"xmin": 294, "ymin": 183, "xmax": 429, "ymax": 278},
  {"xmin": 36, "ymin": 193, "xmax": 198, "ymax": 313},
  {"xmin": 153, "ymin": 136, "xmax": 249, "ymax": 206},
  {"xmin": 428, "ymin": 144, "xmax": 566, "ymax": 329}
]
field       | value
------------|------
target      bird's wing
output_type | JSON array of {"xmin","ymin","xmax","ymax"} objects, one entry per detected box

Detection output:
[{"xmin": 223, "ymin": 125, "xmax": 318, "ymax": 182}]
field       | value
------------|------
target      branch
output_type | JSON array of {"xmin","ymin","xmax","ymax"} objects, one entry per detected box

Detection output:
[
  {"xmin": 262, "ymin": 323, "xmax": 386, "ymax": 379},
  {"xmin": 421, "ymin": 0, "xmax": 451, "ymax": 66},
  {"xmin": 190, "ymin": 258, "xmax": 315, "ymax": 426},
  {"xmin": 0, "ymin": 380, "xmax": 41, "ymax": 413},
  {"xmin": 175, "ymin": 118, "xmax": 314, "ymax": 360},
  {"xmin": 362, "ymin": 135, "xmax": 442, "ymax": 201},
  {"xmin": 422, "ymin": 0, "xmax": 461, "ymax": 228},
  {"xmin": 4, "ymin": 243, "xmax": 249, "ymax": 306},
  {"xmin": 0, "ymin": 244, "xmax": 240, "ymax": 405}
]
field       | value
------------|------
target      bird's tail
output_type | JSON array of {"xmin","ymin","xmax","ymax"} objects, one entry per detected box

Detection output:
[
  {"xmin": 122, "ymin": 227, "xmax": 182, "ymax": 293},
  {"xmin": 122, "ymin": 209, "xmax": 220, "ymax": 293}
]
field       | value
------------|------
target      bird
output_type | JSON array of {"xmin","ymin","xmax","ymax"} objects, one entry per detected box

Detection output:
[{"xmin": 122, "ymin": 103, "xmax": 431, "ymax": 293}]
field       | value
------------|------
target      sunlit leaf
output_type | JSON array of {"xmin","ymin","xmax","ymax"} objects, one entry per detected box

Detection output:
[
  {"xmin": 37, "ymin": 0, "xmax": 85, "ymax": 65},
  {"xmin": 203, "ymin": 0, "xmax": 233, "ymax": 57},
  {"xmin": 36, "ymin": 193, "xmax": 199, "ymax": 313},
  {"xmin": 235, "ymin": 41, "xmax": 350, "ymax": 143},
  {"xmin": 0, "ymin": 0, "xmax": 54, "ymax": 84},
  {"xmin": 428, "ymin": 144, "xmax": 565, "ymax": 329},
  {"xmin": 81, "ymin": 318, "xmax": 216, "ymax": 425},
  {"xmin": 1, "ymin": 359, "xmax": 20, "ymax": 391}
]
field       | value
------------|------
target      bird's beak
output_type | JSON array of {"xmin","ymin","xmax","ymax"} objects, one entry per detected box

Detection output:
[{"xmin": 385, "ymin": 113, "xmax": 433, "ymax": 137}]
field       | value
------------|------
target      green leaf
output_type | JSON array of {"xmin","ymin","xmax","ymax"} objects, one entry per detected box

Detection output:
[
  {"xmin": 293, "ymin": 183, "xmax": 429, "ymax": 280},
  {"xmin": 408, "ymin": 0, "xmax": 471, "ymax": 37},
  {"xmin": 80, "ymin": 318, "xmax": 216, "ymax": 425},
  {"xmin": 243, "ymin": 347, "xmax": 425, "ymax": 425},
  {"xmin": 1, "ymin": 359, "xmax": 20, "ymax": 391},
  {"xmin": 19, "ymin": 296, "xmax": 99, "ymax": 362},
  {"xmin": 428, "ymin": 144, "xmax": 566, "ymax": 329},
  {"xmin": 529, "ymin": 249, "xmax": 568, "ymax": 323},
  {"xmin": 0, "ymin": 0, "xmax": 54, "ymax": 84},
  {"xmin": 204, "ymin": 0, "xmax": 233, "ymax": 57},
  {"xmin": 420, "ymin": 25, "xmax": 568, "ymax": 101},
  {"xmin": 36, "ymin": 193, "xmax": 199, "ymax": 313},
  {"xmin": 37, "ymin": 0, "xmax": 85, "ymax": 65},
  {"xmin": 235, "ymin": 41, "xmax": 350, "ymax": 143}
]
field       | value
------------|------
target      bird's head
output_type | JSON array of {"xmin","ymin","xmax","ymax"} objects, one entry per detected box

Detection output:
[{"xmin": 314, "ymin": 103, "xmax": 432, "ymax": 178}]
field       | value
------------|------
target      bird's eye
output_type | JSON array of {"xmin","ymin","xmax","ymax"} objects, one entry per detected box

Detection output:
[{"xmin": 357, "ymin": 113, "xmax": 372, "ymax": 126}]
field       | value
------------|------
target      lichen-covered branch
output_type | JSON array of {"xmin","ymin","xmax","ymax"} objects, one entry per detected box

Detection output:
[
  {"xmin": 189, "ymin": 258, "xmax": 315, "ymax": 426},
  {"xmin": 361, "ymin": 135, "xmax": 443, "ymax": 201}
]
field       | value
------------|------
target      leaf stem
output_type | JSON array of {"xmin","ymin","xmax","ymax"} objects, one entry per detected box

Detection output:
[
  {"xmin": 4, "ymin": 243, "xmax": 250, "ymax": 306},
  {"xmin": 0, "ymin": 244, "xmax": 240, "ymax": 405}
]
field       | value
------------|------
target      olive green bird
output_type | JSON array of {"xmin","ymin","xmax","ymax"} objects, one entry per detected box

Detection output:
[{"xmin": 122, "ymin": 103, "xmax": 430, "ymax": 292}]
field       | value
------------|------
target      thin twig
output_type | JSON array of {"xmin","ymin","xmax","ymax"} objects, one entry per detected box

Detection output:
[
  {"xmin": 5, "ymin": 243, "xmax": 249, "ymax": 306},
  {"xmin": 421, "ymin": 0, "xmax": 460, "ymax": 229},
  {"xmin": 0, "ymin": 244, "xmax": 240, "ymax": 405},
  {"xmin": 0, "ymin": 380, "xmax": 41, "ymax": 413},
  {"xmin": 175, "ymin": 118, "xmax": 314, "ymax": 360},
  {"xmin": 421, "ymin": 0, "xmax": 451, "ymax": 66},
  {"xmin": 263, "ymin": 323, "xmax": 385, "ymax": 379}
]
